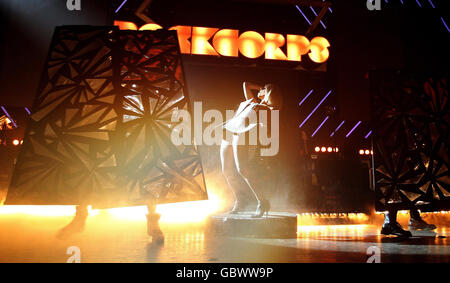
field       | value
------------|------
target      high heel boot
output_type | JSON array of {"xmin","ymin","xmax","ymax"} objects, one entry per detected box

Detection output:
[{"xmin": 252, "ymin": 199, "xmax": 270, "ymax": 218}]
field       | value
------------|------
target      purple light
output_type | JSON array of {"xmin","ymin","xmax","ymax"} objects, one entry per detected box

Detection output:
[
  {"xmin": 299, "ymin": 89, "xmax": 314, "ymax": 106},
  {"xmin": 330, "ymin": 120, "xmax": 345, "ymax": 137},
  {"xmin": 323, "ymin": 0, "xmax": 332, "ymax": 12},
  {"xmin": 442, "ymin": 17, "xmax": 450, "ymax": 33},
  {"xmin": 311, "ymin": 116, "xmax": 329, "ymax": 137},
  {"xmin": 295, "ymin": 5, "xmax": 312, "ymax": 26},
  {"xmin": 1, "ymin": 106, "xmax": 17, "ymax": 128},
  {"xmin": 309, "ymin": 7, "xmax": 327, "ymax": 29},
  {"xmin": 115, "ymin": 0, "xmax": 128, "ymax": 13},
  {"xmin": 416, "ymin": 0, "xmax": 422, "ymax": 7},
  {"xmin": 299, "ymin": 90, "xmax": 332, "ymax": 128},
  {"xmin": 346, "ymin": 121, "xmax": 362, "ymax": 138},
  {"xmin": 25, "ymin": 107, "xmax": 31, "ymax": 115},
  {"xmin": 428, "ymin": 0, "xmax": 435, "ymax": 8},
  {"xmin": 365, "ymin": 130, "xmax": 373, "ymax": 139}
]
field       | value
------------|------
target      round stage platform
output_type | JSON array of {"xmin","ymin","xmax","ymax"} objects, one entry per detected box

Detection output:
[{"xmin": 207, "ymin": 212, "xmax": 297, "ymax": 238}]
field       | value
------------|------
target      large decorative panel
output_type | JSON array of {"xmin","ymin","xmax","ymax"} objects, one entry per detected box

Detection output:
[
  {"xmin": 113, "ymin": 31, "xmax": 207, "ymax": 205},
  {"xmin": 371, "ymin": 71, "xmax": 449, "ymax": 212},
  {"xmin": 5, "ymin": 26, "xmax": 207, "ymax": 207}
]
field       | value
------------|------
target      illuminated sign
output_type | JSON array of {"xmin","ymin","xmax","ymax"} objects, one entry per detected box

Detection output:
[{"xmin": 114, "ymin": 21, "xmax": 330, "ymax": 63}]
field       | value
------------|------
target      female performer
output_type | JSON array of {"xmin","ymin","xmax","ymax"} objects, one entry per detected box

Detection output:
[{"xmin": 220, "ymin": 81, "xmax": 282, "ymax": 217}]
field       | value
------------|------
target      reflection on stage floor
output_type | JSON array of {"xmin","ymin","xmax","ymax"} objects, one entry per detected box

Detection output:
[{"xmin": 0, "ymin": 208, "xmax": 448, "ymax": 263}]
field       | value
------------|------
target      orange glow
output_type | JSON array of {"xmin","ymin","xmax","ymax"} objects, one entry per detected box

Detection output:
[
  {"xmin": 0, "ymin": 205, "xmax": 98, "ymax": 217},
  {"xmin": 298, "ymin": 224, "xmax": 369, "ymax": 233},
  {"xmin": 265, "ymin": 33, "xmax": 287, "ymax": 60},
  {"xmin": 212, "ymin": 29, "xmax": 239, "ymax": 57},
  {"xmin": 238, "ymin": 31, "xmax": 266, "ymax": 59},
  {"xmin": 335, "ymin": 147, "xmax": 339, "ymax": 152},
  {"xmin": 298, "ymin": 213, "xmax": 370, "ymax": 226},
  {"xmin": 191, "ymin": 27, "xmax": 219, "ymax": 56},
  {"xmin": 0, "ymin": 194, "xmax": 221, "ymax": 224},
  {"xmin": 113, "ymin": 21, "xmax": 163, "ymax": 31},
  {"xmin": 308, "ymin": 37, "xmax": 330, "ymax": 63},
  {"xmin": 12, "ymin": 139, "xmax": 20, "ymax": 146},
  {"xmin": 114, "ymin": 20, "xmax": 138, "ymax": 30},
  {"xmin": 327, "ymin": 147, "xmax": 333, "ymax": 152},
  {"xmin": 314, "ymin": 146, "xmax": 320, "ymax": 152},
  {"xmin": 359, "ymin": 149, "xmax": 364, "ymax": 155},
  {"xmin": 321, "ymin": 147, "xmax": 326, "ymax": 152},
  {"xmin": 139, "ymin": 23, "xmax": 163, "ymax": 31},
  {"xmin": 286, "ymin": 34, "xmax": 310, "ymax": 61},
  {"xmin": 107, "ymin": 198, "xmax": 220, "ymax": 223},
  {"xmin": 169, "ymin": 26, "xmax": 192, "ymax": 54}
]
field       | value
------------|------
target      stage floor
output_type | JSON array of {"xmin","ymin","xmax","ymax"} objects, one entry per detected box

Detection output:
[{"xmin": 0, "ymin": 211, "xmax": 449, "ymax": 263}]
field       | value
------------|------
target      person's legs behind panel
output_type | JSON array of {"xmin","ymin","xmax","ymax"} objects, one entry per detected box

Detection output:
[
  {"xmin": 147, "ymin": 202, "xmax": 164, "ymax": 245},
  {"xmin": 381, "ymin": 208, "xmax": 412, "ymax": 237},
  {"xmin": 408, "ymin": 208, "xmax": 437, "ymax": 230},
  {"xmin": 56, "ymin": 204, "xmax": 89, "ymax": 239}
]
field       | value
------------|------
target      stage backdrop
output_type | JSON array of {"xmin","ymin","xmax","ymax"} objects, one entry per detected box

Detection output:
[
  {"xmin": 5, "ymin": 26, "xmax": 207, "ymax": 208},
  {"xmin": 371, "ymin": 70, "xmax": 450, "ymax": 212}
]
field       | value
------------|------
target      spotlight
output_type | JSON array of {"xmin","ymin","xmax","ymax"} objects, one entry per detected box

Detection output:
[
  {"xmin": 327, "ymin": 147, "xmax": 332, "ymax": 152},
  {"xmin": 20, "ymin": 140, "xmax": 23, "ymax": 144},
  {"xmin": 321, "ymin": 147, "xmax": 326, "ymax": 152},
  {"xmin": 370, "ymin": 150, "xmax": 373, "ymax": 155},
  {"xmin": 365, "ymin": 150, "xmax": 370, "ymax": 155},
  {"xmin": 359, "ymin": 149, "xmax": 364, "ymax": 155},
  {"xmin": 12, "ymin": 139, "xmax": 20, "ymax": 146},
  {"xmin": 315, "ymin": 146, "xmax": 320, "ymax": 152},
  {"xmin": 335, "ymin": 147, "xmax": 339, "ymax": 152}
]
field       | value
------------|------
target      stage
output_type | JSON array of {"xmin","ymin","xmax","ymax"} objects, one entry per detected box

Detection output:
[{"xmin": 0, "ymin": 209, "xmax": 448, "ymax": 263}]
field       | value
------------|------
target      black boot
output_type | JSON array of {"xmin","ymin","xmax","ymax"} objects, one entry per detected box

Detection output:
[{"xmin": 381, "ymin": 222, "xmax": 412, "ymax": 237}]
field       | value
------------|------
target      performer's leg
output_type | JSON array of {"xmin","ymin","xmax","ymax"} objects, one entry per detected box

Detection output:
[
  {"xmin": 220, "ymin": 138, "xmax": 249, "ymax": 212},
  {"xmin": 56, "ymin": 204, "xmax": 89, "ymax": 238},
  {"xmin": 384, "ymin": 208, "xmax": 397, "ymax": 224},
  {"xmin": 232, "ymin": 134, "xmax": 270, "ymax": 217},
  {"xmin": 381, "ymin": 208, "xmax": 412, "ymax": 237},
  {"xmin": 408, "ymin": 208, "xmax": 436, "ymax": 230},
  {"xmin": 146, "ymin": 201, "xmax": 164, "ymax": 245}
]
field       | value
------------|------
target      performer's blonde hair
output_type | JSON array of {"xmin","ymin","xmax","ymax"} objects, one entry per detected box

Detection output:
[{"xmin": 264, "ymin": 83, "xmax": 283, "ymax": 109}]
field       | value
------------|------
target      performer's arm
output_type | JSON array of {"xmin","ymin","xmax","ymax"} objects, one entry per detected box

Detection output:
[{"xmin": 243, "ymin": 81, "xmax": 263, "ymax": 101}]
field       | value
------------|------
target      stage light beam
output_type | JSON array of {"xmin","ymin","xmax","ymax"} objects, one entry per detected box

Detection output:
[
  {"xmin": 345, "ymin": 121, "xmax": 362, "ymax": 138},
  {"xmin": 295, "ymin": 5, "xmax": 311, "ymax": 26},
  {"xmin": 330, "ymin": 120, "xmax": 345, "ymax": 137},
  {"xmin": 299, "ymin": 90, "xmax": 332, "ymax": 128},
  {"xmin": 299, "ymin": 89, "xmax": 314, "ymax": 106},
  {"xmin": 311, "ymin": 116, "xmax": 329, "ymax": 137}
]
